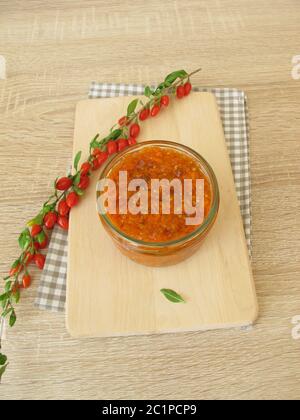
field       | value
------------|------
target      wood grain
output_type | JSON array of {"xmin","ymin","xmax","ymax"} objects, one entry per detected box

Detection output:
[
  {"xmin": 67, "ymin": 93, "xmax": 257, "ymax": 337},
  {"xmin": 0, "ymin": 0, "xmax": 299, "ymax": 400}
]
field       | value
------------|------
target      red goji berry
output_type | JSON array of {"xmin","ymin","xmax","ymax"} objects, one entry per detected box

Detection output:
[
  {"xmin": 139, "ymin": 108, "xmax": 150, "ymax": 121},
  {"xmin": 150, "ymin": 105, "xmax": 160, "ymax": 117},
  {"xmin": 183, "ymin": 82, "xmax": 192, "ymax": 96},
  {"xmin": 160, "ymin": 95, "xmax": 170, "ymax": 106},
  {"xmin": 58, "ymin": 199, "xmax": 70, "ymax": 216},
  {"xmin": 43, "ymin": 212, "xmax": 57, "ymax": 229},
  {"xmin": 129, "ymin": 123, "xmax": 140, "ymax": 138},
  {"xmin": 31, "ymin": 224, "xmax": 42, "ymax": 237},
  {"xmin": 56, "ymin": 177, "xmax": 72, "ymax": 191},
  {"xmin": 80, "ymin": 162, "xmax": 91, "ymax": 176},
  {"xmin": 57, "ymin": 215, "xmax": 69, "ymax": 230},
  {"xmin": 66, "ymin": 192, "xmax": 79, "ymax": 208},
  {"xmin": 34, "ymin": 253, "xmax": 46, "ymax": 270},
  {"xmin": 77, "ymin": 175, "xmax": 90, "ymax": 190},
  {"xmin": 9, "ymin": 264, "xmax": 21, "ymax": 277},
  {"xmin": 107, "ymin": 141, "xmax": 118, "ymax": 155},
  {"xmin": 92, "ymin": 148, "xmax": 101, "ymax": 157},
  {"xmin": 97, "ymin": 151, "xmax": 109, "ymax": 166},
  {"xmin": 176, "ymin": 85, "xmax": 185, "ymax": 99},
  {"xmin": 128, "ymin": 137, "xmax": 137, "ymax": 146},
  {"xmin": 22, "ymin": 274, "xmax": 31, "ymax": 289},
  {"xmin": 117, "ymin": 138, "xmax": 129, "ymax": 151},
  {"xmin": 118, "ymin": 116, "xmax": 128, "ymax": 126}
]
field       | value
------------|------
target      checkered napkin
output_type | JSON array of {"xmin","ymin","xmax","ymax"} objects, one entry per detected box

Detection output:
[{"xmin": 35, "ymin": 84, "xmax": 251, "ymax": 312}]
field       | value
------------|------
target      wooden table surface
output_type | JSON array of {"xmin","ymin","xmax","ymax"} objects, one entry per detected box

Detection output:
[{"xmin": 0, "ymin": 0, "xmax": 299, "ymax": 400}]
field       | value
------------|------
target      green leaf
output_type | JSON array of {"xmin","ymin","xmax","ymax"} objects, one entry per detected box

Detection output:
[
  {"xmin": 9, "ymin": 311, "xmax": 16, "ymax": 327},
  {"xmin": 127, "ymin": 98, "xmax": 139, "ymax": 116},
  {"xmin": 90, "ymin": 133, "xmax": 100, "ymax": 149},
  {"xmin": 73, "ymin": 151, "xmax": 82, "ymax": 171},
  {"xmin": 73, "ymin": 186, "xmax": 84, "ymax": 196},
  {"xmin": 5, "ymin": 281, "xmax": 12, "ymax": 292},
  {"xmin": 42, "ymin": 205, "xmax": 54, "ymax": 216},
  {"xmin": 0, "ymin": 292, "xmax": 10, "ymax": 302},
  {"xmin": 160, "ymin": 288, "xmax": 185, "ymax": 303},
  {"xmin": 144, "ymin": 86, "xmax": 153, "ymax": 98},
  {"xmin": 27, "ymin": 213, "xmax": 43, "ymax": 227},
  {"xmin": 154, "ymin": 82, "xmax": 166, "ymax": 94},
  {"xmin": 11, "ymin": 289, "xmax": 20, "ymax": 304},
  {"xmin": 0, "ymin": 354, "xmax": 7, "ymax": 366},
  {"xmin": 36, "ymin": 214, "xmax": 44, "ymax": 225},
  {"xmin": 73, "ymin": 171, "xmax": 81, "ymax": 186},
  {"xmin": 36, "ymin": 231, "xmax": 45, "ymax": 244},
  {"xmin": 107, "ymin": 129, "xmax": 122, "ymax": 141},
  {"xmin": 0, "ymin": 363, "xmax": 8, "ymax": 381},
  {"xmin": 1, "ymin": 306, "xmax": 12, "ymax": 318},
  {"xmin": 43, "ymin": 194, "xmax": 56, "ymax": 207},
  {"xmin": 164, "ymin": 69, "xmax": 188, "ymax": 85},
  {"xmin": 109, "ymin": 123, "xmax": 118, "ymax": 133},
  {"xmin": 28, "ymin": 247, "xmax": 35, "ymax": 255},
  {"xmin": 18, "ymin": 228, "xmax": 31, "ymax": 250},
  {"xmin": 11, "ymin": 259, "xmax": 20, "ymax": 269}
]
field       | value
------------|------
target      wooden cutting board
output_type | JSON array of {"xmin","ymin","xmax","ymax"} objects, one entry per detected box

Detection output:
[{"xmin": 66, "ymin": 92, "xmax": 258, "ymax": 338}]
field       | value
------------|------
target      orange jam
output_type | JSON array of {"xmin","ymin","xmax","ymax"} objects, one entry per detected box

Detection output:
[{"xmin": 106, "ymin": 146, "xmax": 212, "ymax": 242}]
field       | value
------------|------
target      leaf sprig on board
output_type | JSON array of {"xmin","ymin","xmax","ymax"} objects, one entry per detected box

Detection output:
[
  {"xmin": 0, "ymin": 67, "xmax": 201, "ymax": 381},
  {"xmin": 160, "ymin": 289, "xmax": 186, "ymax": 303}
]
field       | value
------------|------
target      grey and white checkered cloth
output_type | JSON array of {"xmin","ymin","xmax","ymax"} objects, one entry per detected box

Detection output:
[{"xmin": 35, "ymin": 83, "xmax": 251, "ymax": 312}]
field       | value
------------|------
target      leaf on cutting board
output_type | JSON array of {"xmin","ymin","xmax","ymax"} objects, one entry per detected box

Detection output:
[{"xmin": 160, "ymin": 288, "xmax": 186, "ymax": 303}]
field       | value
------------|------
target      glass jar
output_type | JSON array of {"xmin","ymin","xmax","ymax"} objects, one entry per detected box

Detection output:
[{"xmin": 97, "ymin": 140, "xmax": 220, "ymax": 267}]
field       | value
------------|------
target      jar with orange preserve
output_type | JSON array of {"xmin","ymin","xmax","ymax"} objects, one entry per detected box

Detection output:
[{"xmin": 97, "ymin": 140, "xmax": 219, "ymax": 267}]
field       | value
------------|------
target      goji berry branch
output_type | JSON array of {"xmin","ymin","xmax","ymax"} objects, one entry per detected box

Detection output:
[{"xmin": 0, "ymin": 67, "xmax": 201, "ymax": 381}]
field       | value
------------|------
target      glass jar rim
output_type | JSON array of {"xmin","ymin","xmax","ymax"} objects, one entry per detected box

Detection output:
[{"xmin": 97, "ymin": 140, "xmax": 220, "ymax": 248}]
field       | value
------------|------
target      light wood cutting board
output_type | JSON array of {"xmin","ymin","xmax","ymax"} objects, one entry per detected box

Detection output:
[{"xmin": 66, "ymin": 92, "xmax": 258, "ymax": 338}]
